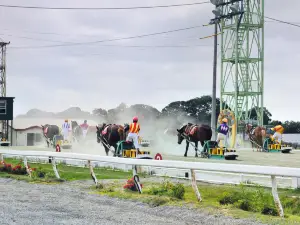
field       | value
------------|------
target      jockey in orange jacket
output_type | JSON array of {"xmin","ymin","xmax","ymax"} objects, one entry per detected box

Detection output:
[
  {"xmin": 271, "ymin": 122, "xmax": 284, "ymax": 144},
  {"xmin": 126, "ymin": 116, "xmax": 141, "ymax": 155}
]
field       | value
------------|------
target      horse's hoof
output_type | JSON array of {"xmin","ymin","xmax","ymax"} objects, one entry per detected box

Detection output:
[
  {"xmin": 184, "ymin": 154, "xmax": 187, "ymax": 157},
  {"xmin": 195, "ymin": 154, "xmax": 198, "ymax": 158}
]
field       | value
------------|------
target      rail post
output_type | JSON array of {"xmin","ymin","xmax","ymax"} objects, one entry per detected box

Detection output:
[
  {"xmin": 23, "ymin": 157, "xmax": 32, "ymax": 177},
  {"xmin": 51, "ymin": 157, "xmax": 60, "ymax": 179},
  {"xmin": 133, "ymin": 165, "xmax": 142, "ymax": 193},
  {"xmin": 191, "ymin": 169, "xmax": 202, "ymax": 202},
  {"xmin": 87, "ymin": 160, "xmax": 98, "ymax": 186},
  {"xmin": 292, "ymin": 178, "xmax": 300, "ymax": 189},
  {"xmin": 271, "ymin": 175, "xmax": 284, "ymax": 217}
]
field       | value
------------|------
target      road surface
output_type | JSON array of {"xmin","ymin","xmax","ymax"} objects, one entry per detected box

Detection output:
[{"xmin": 0, "ymin": 178, "xmax": 264, "ymax": 225}]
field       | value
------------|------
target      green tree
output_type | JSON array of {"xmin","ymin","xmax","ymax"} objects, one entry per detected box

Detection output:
[
  {"xmin": 161, "ymin": 95, "xmax": 221, "ymax": 125},
  {"xmin": 248, "ymin": 107, "xmax": 272, "ymax": 125}
]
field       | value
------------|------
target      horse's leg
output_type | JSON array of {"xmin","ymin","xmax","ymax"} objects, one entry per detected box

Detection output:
[
  {"xmin": 184, "ymin": 140, "xmax": 189, "ymax": 157},
  {"xmin": 104, "ymin": 145, "xmax": 109, "ymax": 156},
  {"xmin": 112, "ymin": 143, "xmax": 117, "ymax": 157},
  {"xmin": 195, "ymin": 141, "xmax": 198, "ymax": 157}
]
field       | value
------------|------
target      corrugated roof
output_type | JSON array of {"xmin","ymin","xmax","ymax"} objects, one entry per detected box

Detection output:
[{"xmin": 12, "ymin": 118, "xmax": 99, "ymax": 130}]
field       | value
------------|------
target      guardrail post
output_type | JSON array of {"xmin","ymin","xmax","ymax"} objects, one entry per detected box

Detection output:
[
  {"xmin": 87, "ymin": 160, "xmax": 98, "ymax": 186},
  {"xmin": 51, "ymin": 157, "xmax": 60, "ymax": 179},
  {"xmin": 292, "ymin": 178, "xmax": 300, "ymax": 189},
  {"xmin": 271, "ymin": 175, "xmax": 284, "ymax": 217},
  {"xmin": 191, "ymin": 169, "xmax": 202, "ymax": 202},
  {"xmin": 23, "ymin": 157, "xmax": 32, "ymax": 177},
  {"xmin": 133, "ymin": 165, "xmax": 142, "ymax": 194}
]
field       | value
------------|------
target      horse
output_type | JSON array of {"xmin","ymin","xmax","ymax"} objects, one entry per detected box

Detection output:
[
  {"xmin": 245, "ymin": 124, "xmax": 270, "ymax": 151},
  {"xmin": 124, "ymin": 123, "xmax": 130, "ymax": 137},
  {"xmin": 177, "ymin": 123, "xmax": 212, "ymax": 157},
  {"xmin": 41, "ymin": 124, "xmax": 60, "ymax": 148},
  {"xmin": 96, "ymin": 123, "xmax": 125, "ymax": 156},
  {"xmin": 71, "ymin": 121, "xmax": 83, "ymax": 143}
]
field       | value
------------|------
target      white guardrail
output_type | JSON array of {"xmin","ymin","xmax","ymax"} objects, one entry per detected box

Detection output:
[{"xmin": 1, "ymin": 150, "xmax": 300, "ymax": 217}]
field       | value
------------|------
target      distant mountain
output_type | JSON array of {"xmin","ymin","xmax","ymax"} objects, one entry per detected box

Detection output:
[
  {"xmin": 16, "ymin": 107, "xmax": 92, "ymax": 120},
  {"xmin": 16, "ymin": 108, "xmax": 55, "ymax": 118}
]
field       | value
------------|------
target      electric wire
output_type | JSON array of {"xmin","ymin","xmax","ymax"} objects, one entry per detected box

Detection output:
[{"xmin": 0, "ymin": 2, "xmax": 209, "ymax": 10}]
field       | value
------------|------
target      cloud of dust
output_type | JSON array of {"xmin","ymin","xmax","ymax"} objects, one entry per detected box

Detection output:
[{"xmin": 35, "ymin": 105, "xmax": 209, "ymax": 157}]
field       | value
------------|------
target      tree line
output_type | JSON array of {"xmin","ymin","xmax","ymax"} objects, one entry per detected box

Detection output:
[{"xmin": 92, "ymin": 95, "xmax": 300, "ymax": 134}]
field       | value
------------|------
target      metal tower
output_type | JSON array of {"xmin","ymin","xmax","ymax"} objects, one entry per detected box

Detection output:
[
  {"xmin": 0, "ymin": 41, "xmax": 10, "ymax": 136},
  {"xmin": 220, "ymin": 0, "xmax": 264, "ymax": 134}
]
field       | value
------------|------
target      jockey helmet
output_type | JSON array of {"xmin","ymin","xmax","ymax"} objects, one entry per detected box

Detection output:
[
  {"xmin": 222, "ymin": 118, "xmax": 228, "ymax": 123},
  {"xmin": 84, "ymin": 120, "xmax": 87, "ymax": 123},
  {"xmin": 133, "ymin": 116, "xmax": 138, "ymax": 122}
]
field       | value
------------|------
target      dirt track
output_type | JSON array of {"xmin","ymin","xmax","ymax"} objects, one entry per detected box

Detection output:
[{"xmin": 0, "ymin": 178, "xmax": 264, "ymax": 225}]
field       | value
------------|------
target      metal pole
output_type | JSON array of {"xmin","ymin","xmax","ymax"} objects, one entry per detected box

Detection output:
[
  {"xmin": 211, "ymin": 17, "xmax": 218, "ymax": 140},
  {"xmin": 10, "ymin": 120, "xmax": 13, "ymax": 146}
]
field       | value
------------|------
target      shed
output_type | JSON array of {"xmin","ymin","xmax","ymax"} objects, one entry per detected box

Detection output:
[{"xmin": 9, "ymin": 118, "xmax": 99, "ymax": 146}]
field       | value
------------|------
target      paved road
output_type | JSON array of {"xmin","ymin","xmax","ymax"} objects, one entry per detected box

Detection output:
[{"xmin": 0, "ymin": 178, "xmax": 264, "ymax": 225}]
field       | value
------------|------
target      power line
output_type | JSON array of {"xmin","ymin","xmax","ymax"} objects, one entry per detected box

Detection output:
[
  {"xmin": 0, "ymin": 2, "xmax": 209, "ymax": 10},
  {"xmin": 0, "ymin": 33, "xmax": 75, "ymax": 44},
  {"xmin": 9, "ymin": 44, "xmax": 213, "ymax": 51},
  {"xmin": 8, "ymin": 25, "xmax": 206, "ymax": 49},
  {"xmin": 265, "ymin": 20, "xmax": 300, "ymax": 25},
  {"xmin": 264, "ymin": 17, "xmax": 300, "ymax": 27}
]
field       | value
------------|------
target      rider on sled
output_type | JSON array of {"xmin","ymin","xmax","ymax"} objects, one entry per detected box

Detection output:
[
  {"xmin": 80, "ymin": 120, "xmax": 89, "ymax": 139},
  {"xmin": 126, "ymin": 116, "xmax": 141, "ymax": 156},
  {"xmin": 216, "ymin": 118, "xmax": 229, "ymax": 147},
  {"xmin": 62, "ymin": 119, "xmax": 71, "ymax": 141},
  {"xmin": 271, "ymin": 122, "xmax": 284, "ymax": 144}
]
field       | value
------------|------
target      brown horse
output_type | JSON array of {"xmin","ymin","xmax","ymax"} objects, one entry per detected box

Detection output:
[
  {"xmin": 245, "ymin": 124, "xmax": 270, "ymax": 151},
  {"xmin": 96, "ymin": 123, "xmax": 125, "ymax": 156},
  {"xmin": 177, "ymin": 123, "xmax": 212, "ymax": 157}
]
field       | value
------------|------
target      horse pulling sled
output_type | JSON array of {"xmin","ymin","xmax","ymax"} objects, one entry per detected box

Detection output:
[
  {"xmin": 115, "ymin": 140, "xmax": 153, "ymax": 159},
  {"xmin": 202, "ymin": 141, "xmax": 238, "ymax": 160},
  {"xmin": 263, "ymin": 138, "xmax": 292, "ymax": 153}
]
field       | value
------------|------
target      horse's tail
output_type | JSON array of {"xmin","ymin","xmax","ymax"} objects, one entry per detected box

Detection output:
[
  {"xmin": 117, "ymin": 125, "xmax": 125, "ymax": 140},
  {"xmin": 261, "ymin": 128, "xmax": 266, "ymax": 138}
]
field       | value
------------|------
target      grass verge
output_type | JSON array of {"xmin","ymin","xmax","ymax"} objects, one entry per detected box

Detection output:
[
  {"xmin": 1, "ymin": 158, "xmax": 132, "ymax": 183},
  {"xmin": 92, "ymin": 178, "xmax": 300, "ymax": 225}
]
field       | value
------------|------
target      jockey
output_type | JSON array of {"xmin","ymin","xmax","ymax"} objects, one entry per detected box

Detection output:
[
  {"xmin": 80, "ymin": 120, "xmax": 89, "ymax": 138},
  {"xmin": 216, "ymin": 118, "xmax": 229, "ymax": 147},
  {"xmin": 62, "ymin": 119, "xmax": 71, "ymax": 141},
  {"xmin": 271, "ymin": 122, "xmax": 284, "ymax": 144},
  {"xmin": 126, "ymin": 116, "xmax": 141, "ymax": 156}
]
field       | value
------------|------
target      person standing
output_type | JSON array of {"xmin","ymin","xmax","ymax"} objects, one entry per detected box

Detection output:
[
  {"xmin": 126, "ymin": 116, "xmax": 141, "ymax": 156},
  {"xmin": 216, "ymin": 118, "xmax": 229, "ymax": 147},
  {"xmin": 62, "ymin": 119, "xmax": 71, "ymax": 141}
]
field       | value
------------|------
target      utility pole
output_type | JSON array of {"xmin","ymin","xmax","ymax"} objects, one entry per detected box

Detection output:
[
  {"xmin": 209, "ymin": 0, "xmax": 244, "ymax": 146},
  {"xmin": 211, "ymin": 18, "xmax": 218, "ymax": 140},
  {"xmin": 0, "ymin": 41, "xmax": 10, "ymax": 138}
]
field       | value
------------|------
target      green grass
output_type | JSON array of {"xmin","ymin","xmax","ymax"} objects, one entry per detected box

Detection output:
[
  {"xmin": 92, "ymin": 179, "xmax": 300, "ymax": 225},
  {"xmin": 1, "ymin": 158, "xmax": 132, "ymax": 182}
]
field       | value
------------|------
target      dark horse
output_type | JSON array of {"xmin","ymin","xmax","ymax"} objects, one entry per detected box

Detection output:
[
  {"xmin": 41, "ymin": 124, "xmax": 60, "ymax": 148},
  {"xmin": 177, "ymin": 123, "xmax": 212, "ymax": 157},
  {"xmin": 245, "ymin": 124, "xmax": 271, "ymax": 151},
  {"xmin": 71, "ymin": 121, "xmax": 83, "ymax": 142},
  {"xmin": 96, "ymin": 123, "xmax": 125, "ymax": 156}
]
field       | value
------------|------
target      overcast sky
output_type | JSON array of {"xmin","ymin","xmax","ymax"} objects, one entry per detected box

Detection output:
[{"xmin": 0, "ymin": 0, "xmax": 299, "ymax": 121}]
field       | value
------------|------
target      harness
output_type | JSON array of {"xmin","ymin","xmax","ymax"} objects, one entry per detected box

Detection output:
[{"xmin": 185, "ymin": 124, "xmax": 197, "ymax": 136}]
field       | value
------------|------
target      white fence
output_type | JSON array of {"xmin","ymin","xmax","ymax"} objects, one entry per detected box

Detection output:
[{"xmin": 1, "ymin": 149, "xmax": 300, "ymax": 217}]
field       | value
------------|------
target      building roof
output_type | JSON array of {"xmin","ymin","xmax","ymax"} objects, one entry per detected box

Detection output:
[{"xmin": 12, "ymin": 118, "xmax": 99, "ymax": 130}]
